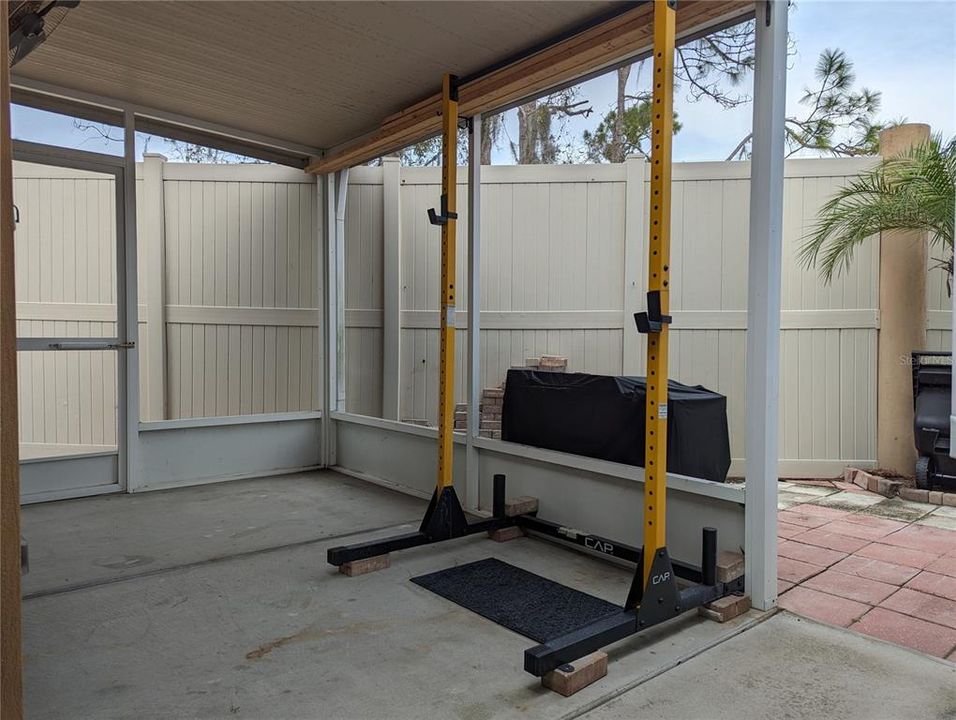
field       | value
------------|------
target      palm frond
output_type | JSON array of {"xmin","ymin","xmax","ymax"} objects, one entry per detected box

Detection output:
[{"xmin": 799, "ymin": 134, "xmax": 955, "ymax": 283}]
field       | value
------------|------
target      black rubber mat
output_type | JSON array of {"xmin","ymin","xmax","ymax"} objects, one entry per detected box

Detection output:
[{"xmin": 411, "ymin": 557, "xmax": 621, "ymax": 642}]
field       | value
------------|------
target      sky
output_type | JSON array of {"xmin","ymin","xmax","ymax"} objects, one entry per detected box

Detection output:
[
  {"xmin": 493, "ymin": 0, "xmax": 956, "ymax": 163},
  {"xmin": 11, "ymin": 0, "xmax": 956, "ymax": 165}
]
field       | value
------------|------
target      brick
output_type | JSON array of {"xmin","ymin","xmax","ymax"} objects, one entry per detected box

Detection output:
[
  {"xmin": 882, "ymin": 587, "xmax": 956, "ymax": 630},
  {"xmin": 778, "ymin": 586, "xmax": 869, "ymax": 628},
  {"xmin": 877, "ymin": 478, "xmax": 902, "ymax": 498},
  {"xmin": 539, "ymin": 355, "xmax": 568, "ymax": 368},
  {"xmin": 716, "ymin": 551, "xmax": 744, "ymax": 582},
  {"xmin": 843, "ymin": 467, "xmax": 859, "ymax": 485},
  {"xmin": 505, "ymin": 496, "xmax": 538, "ymax": 517},
  {"xmin": 929, "ymin": 491, "xmax": 944, "ymax": 505},
  {"xmin": 482, "ymin": 388, "xmax": 504, "ymax": 398},
  {"xmin": 851, "ymin": 607, "xmax": 956, "ymax": 658},
  {"xmin": 943, "ymin": 493, "xmax": 956, "ymax": 507},
  {"xmin": 478, "ymin": 430, "xmax": 493, "ymax": 438},
  {"xmin": 802, "ymin": 569, "xmax": 898, "ymax": 605},
  {"xmin": 479, "ymin": 420, "xmax": 502, "ymax": 430},
  {"xmin": 454, "ymin": 403, "xmax": 467, "ymax": 412},
  {"xmin": 542, "ymin": 652, "xmax": 607, "ymax": 696},
  {"xmin": 488, "ymin": 525, "xmax": 525, "ymax": 543},
  {"xmin": 830, "ymin": 555, "xmax": 919, "ymax": 586},
  {"xmin": 699, "ymin": 593, "xmax": 750, "ymax": 622},
  {"xmin": 339, "ymin": 554, "xmax": 390, "ymax": 577},
  {"xmin": 525, "ymin": 358, "xmax": 540, "ymax": 367},
  {"xmin": 900, "ymin": 487, "xmax": 930, "ymax": 503},
  {"xmin": 904, "ymin": 571, "xmax": 956, "ymax": 601},
  {"xmin": 866, "ymin": 475, "xmax": 880, "ymax": 494},
  {"xmin": 491, "ymin": 431, "xmax": 502, "ymax": 439}
]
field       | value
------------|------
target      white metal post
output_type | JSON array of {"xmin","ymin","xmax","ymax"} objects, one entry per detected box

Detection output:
[
  {"xmin": 465, "ymin": 114, "xmax": 482, "ymax": 511},
  {"xmin": 142, "ymin": 153, "xmax": 167, "ymax": 421},
  {"xmin": 334, "ymin": 168, "xmax": 348, "ymax": 413},
  {"xmin": 745, "ymin": 0, "xmax": 788, "ymax": 610},
  {"xmin": 122, "ymin": 109, "xmax": 141, "ymax": 491},
  {"xmin": 322, "ymin": 168, "xmax": 348, "ymax": 467},
  {"xmin": 321, "ymin": 173, "xmax": 333, "ymax": 466},
  {"xmin": 382, "ymin": 157, "xmax": 402, "ymax": 420}
]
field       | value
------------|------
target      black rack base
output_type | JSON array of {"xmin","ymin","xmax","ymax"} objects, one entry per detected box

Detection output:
[{"xmin": 327, "ymin": 475, "xmax": 516, "ymax": 567}]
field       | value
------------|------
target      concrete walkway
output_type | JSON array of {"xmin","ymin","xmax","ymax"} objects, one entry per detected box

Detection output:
[
  {"xmin": 777, "ymin": 480, "xmax": 956, "ymax": 660},
  {"xmin": 19, "ymin": 473, "xmax": 956, "ymax": 719}
]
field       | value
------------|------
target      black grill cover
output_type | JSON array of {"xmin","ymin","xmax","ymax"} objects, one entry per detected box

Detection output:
[{"xmin": 501, "ymin": 369, "xmax": 731, "ymax": 483}]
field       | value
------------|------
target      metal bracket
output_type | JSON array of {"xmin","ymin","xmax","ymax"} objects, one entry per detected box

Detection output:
[
  {"xmin": 632, "ymin": 546, "xmax": 681, "ymax": 621},
  {"xmin": 427, "ymin": 192, "xmax": 458, "ymax": 226},
  {"xmin": 634, "ymin": 290, "xmax": 672, "ymax": 334},
  {"xmin": 44, "ymin": 340, "xmax": 135, "ymax": 351}
]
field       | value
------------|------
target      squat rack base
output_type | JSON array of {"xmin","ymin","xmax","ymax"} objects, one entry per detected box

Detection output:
[{"xmin": 327, "ymin": 473, "xmax": 745, "ymax": 679}]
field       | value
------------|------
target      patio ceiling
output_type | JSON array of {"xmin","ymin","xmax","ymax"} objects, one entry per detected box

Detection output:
[{"xmin": 10, "ymin": 0, "xmax": 753, "ymax": 166}]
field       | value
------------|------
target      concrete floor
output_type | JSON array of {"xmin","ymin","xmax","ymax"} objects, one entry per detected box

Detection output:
[{"xmin": 22, "ymin": 471, "xmax": 956, "ymax": 720}]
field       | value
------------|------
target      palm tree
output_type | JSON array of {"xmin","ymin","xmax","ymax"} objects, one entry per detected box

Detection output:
[{"xmin": 799, "ymin": 135, "xmax": 955, "ymax": 286}]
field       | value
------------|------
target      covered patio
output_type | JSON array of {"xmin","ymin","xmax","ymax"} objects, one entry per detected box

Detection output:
[{"xmin": 4, "ymin": 1, "xmax": 952, "ymax": 718}]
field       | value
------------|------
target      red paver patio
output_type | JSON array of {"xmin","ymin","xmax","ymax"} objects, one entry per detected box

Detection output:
[
  {"xmin": 905, "ymin": 571, "xmax": 956, "ymax": 601},
  {"xmin": 855, "ymin": 542, "xmax": 941, "ymax": 569},
  {"xmin": 777, "ymin": 510, "xmax": 830, "ymax": 529},
  {"xmin": 823, "ymin": 519, "xmax": 899, "ymax": 541},
  {"xmin": 777, "ymin": 521, "xmax": 807, "ymax": 539},
  {"xmin": 775, "ymin": 482, "xmax": 956, "ymax": 662},
  {"xmin": 882, "ymin": 588, "xmax": 956, "ymax": 630},
  {"xmin": 838, "ymin": 514, "xmax": 908, "ymax": 533},
  {"xmin": 778, "ymin": 586, "xmax": 869, "ymax": 627},
  {"xmin": 850, "ymin": 607, "xmax": 956, "ymax": 658},
  {"xmin": 830, "ymin": 554, "xmax": 920, "ymax": 586},
  {"xmin": 778, "ymin": 540, "xmax": 846, "ymax": 567},
  {"xmin": 880, "ymin": 525, "xmax": 956, "ymax": 555},
  {"xmin": 794, "ymin": 504, "xmax": 852, "ymax": 520},
  {"xmin": 777, "ymin": 556, "xmax": 825, "ymax": 584},
  {"xmin": 926, "ymin": 555, "xmax": 956, "ymax": 577},
  {"xmin": 789, "ymin": 527, "xmax": 870, "ymax": 554},
  {"xmin": 802, "ymin": 568, "xmax": 898, "ymax": 605}
]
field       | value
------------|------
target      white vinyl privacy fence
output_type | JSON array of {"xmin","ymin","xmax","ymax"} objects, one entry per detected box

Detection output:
[
  {"xmin": 13, "ymin": 156, "xmax": 951, "ymax": 475},
  {"xmin": 344, "ymin": 157, "xmax": 952, "ymax": 477}
]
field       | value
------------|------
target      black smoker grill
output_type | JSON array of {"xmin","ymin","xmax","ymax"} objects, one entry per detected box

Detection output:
[{"xmin": 912, "ymin": 351, "xmax": 956, "ymax": 489}]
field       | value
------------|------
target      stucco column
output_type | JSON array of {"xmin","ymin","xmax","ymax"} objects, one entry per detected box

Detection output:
[{"xmin": 876, "ymin": 123, "xmax": 930, "ymax": 474}]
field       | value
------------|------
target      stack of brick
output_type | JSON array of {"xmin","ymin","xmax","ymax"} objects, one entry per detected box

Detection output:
[
  {"xmin": 532, "ymin": 355, "xmax": 568, "ymax": 373},
  {"xmin": 451, "ymin": 389, "xmax": 504, "ymax": 438},
  {"xmin": 454, "ymin": 355, "xmax": 569, "ymax": 439},
  {"xmin": 479, "ymin": 388, "xmax": 503, "ymax": 438}
]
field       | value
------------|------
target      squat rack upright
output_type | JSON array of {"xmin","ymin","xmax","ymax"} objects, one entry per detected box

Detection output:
[{"xmin": 328, "ymin": 0, "xmax": 745, "ymax": 678}]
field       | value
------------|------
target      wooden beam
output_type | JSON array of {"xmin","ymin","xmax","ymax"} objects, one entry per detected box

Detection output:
[
  {"xmin": 306, "ymin": 0, "xmax": 752, "ymax": 174},
  {"xmin": 1, "ymin": 0, "xmax": 25, "ymax": 716}
]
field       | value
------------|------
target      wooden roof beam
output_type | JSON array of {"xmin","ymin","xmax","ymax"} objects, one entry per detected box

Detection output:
[{"xmin": 306, "ymin": 0, "xmax": 753, "ymax": 175}]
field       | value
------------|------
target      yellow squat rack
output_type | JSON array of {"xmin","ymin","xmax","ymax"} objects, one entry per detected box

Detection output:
[{"xmin": 328, "ymin": 0, "xmax": 742, "ymax": 678}]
